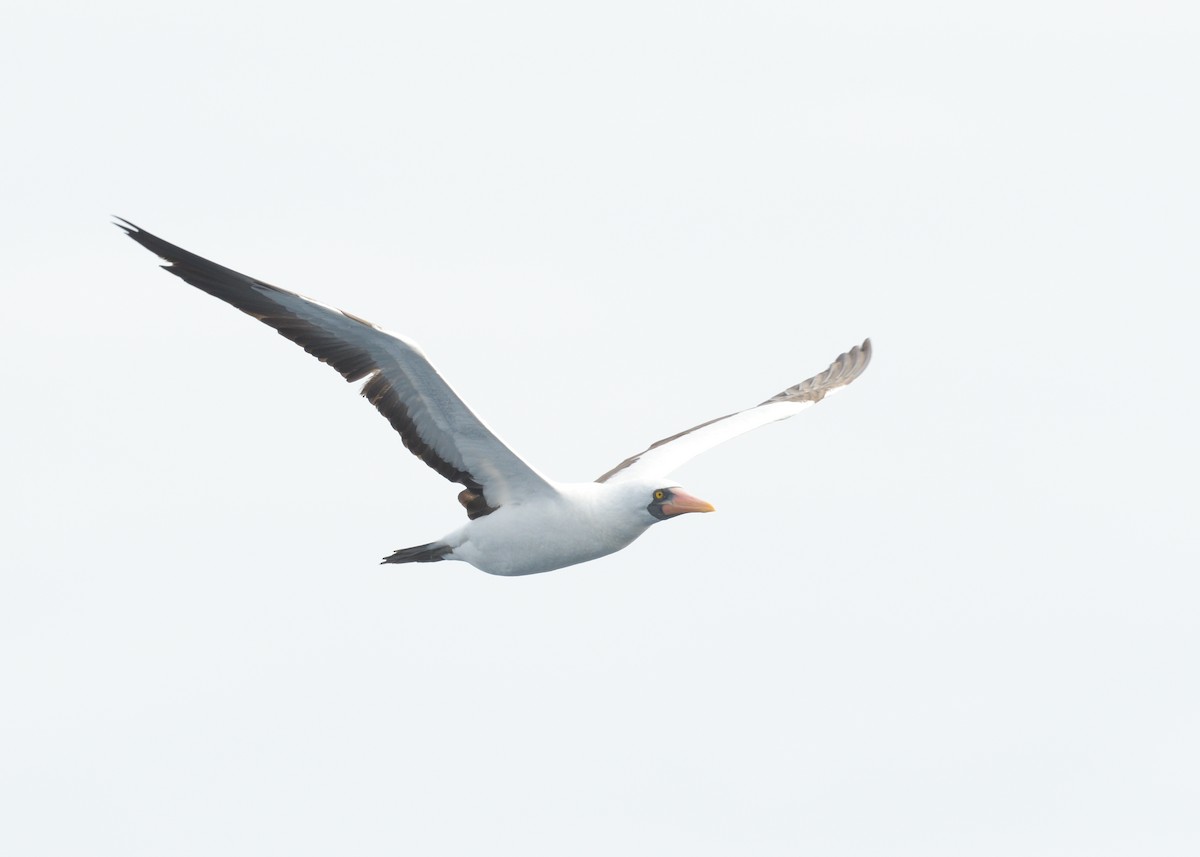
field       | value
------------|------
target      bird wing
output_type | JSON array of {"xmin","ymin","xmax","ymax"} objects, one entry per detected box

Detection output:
[
  {"xmin": 119, "ymin": 219, "xmax": 556, "ymax": 517},
  {"xmin": 596, "ymin": 339, "xmax": 872, "ymax": 483}
]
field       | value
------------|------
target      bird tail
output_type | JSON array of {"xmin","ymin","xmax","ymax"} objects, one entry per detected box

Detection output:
[{"xmin": 381, "ymin": 542, "xmax": 453, "ymax": 565}]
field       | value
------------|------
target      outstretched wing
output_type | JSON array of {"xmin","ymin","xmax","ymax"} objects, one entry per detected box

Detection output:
[
  {"xmin": 119, "ymin": 219, "xmax": 556, "ymax": 517},
  {"xmin": 596, "ymin": 339, "xmax": 872, "ymax": 483}
]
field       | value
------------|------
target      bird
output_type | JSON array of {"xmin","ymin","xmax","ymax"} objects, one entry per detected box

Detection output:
[{"xmin": 118, "ymin": 219, "xmax": 871, "ymax": 576}]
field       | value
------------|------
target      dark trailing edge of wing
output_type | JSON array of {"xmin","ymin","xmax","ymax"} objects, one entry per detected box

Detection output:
[
  {"xmin": 594, "ymin": 413, "xmax": 735, "ymax": 483},
  {"xmin": 116, "ymin": 218, "xmax": 497, "ymax": 518}
]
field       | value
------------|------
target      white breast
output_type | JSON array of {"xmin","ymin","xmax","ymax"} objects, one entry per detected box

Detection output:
[{"xmin": 448, "ymin": 483, "xmax": 655, "ymax": 576}]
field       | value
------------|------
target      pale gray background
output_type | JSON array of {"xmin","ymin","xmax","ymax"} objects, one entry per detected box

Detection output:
[{"xmin": 2, "ymin": 1, "xmax": 1196, "ymax": 854}]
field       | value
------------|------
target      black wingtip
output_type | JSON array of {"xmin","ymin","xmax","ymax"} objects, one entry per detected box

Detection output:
[{"xmin": 113, "ymin": 218, "xmax": 198, "ymax": 272}]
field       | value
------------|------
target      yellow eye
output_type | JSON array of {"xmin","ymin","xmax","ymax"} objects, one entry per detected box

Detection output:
[{"xmin": 654, "ymin": 490, "xmax": 665, "ymax": 500}]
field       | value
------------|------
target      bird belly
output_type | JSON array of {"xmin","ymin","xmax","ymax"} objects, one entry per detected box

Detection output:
[{"xmin": 448, "ymin": 504, "xmax": 646, "ymax": 576}]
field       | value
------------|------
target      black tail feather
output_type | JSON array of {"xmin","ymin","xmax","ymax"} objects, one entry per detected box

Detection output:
[{"xmin": 381, "ymin": 542, "xmax": 452, "ymax": 564}]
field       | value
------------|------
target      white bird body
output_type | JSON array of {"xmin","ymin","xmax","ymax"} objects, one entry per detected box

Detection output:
[
  {"xmin": 445, "ymin": 480, "xmax": 660, "ymax": 576},
  {"xmin": 118, "ymin": 220, "xmax": 871, "ymax": 576}
]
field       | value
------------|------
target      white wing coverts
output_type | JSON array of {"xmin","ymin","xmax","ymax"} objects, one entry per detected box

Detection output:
[{"xmin": 596, "ymin": 339, "xmax": 872, "ymax": 483}]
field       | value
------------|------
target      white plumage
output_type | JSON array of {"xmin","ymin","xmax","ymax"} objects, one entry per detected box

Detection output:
[{"xmin": 119, "ymin": 220, "xmax": 871, "ymax": 576}]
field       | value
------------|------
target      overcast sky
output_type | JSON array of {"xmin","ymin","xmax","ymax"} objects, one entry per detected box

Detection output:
[{"xmin": 2, "ymin": 1, "xmax": 1197, "ymax": 854}]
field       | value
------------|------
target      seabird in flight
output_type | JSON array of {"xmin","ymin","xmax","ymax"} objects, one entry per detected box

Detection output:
[{"xmin": 119, "ymin": 220, "xmax": 871, "ymax": 576}]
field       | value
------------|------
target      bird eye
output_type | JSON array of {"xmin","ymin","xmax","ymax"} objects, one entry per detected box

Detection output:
[{"xmin": 654, "ymin": 490, "xmax": 665, "ymax": 500}]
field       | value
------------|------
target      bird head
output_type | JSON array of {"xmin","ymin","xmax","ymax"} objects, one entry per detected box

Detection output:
[{"xmin": 643, "ymin": 485, "xmax": 716, "ymax": 522}]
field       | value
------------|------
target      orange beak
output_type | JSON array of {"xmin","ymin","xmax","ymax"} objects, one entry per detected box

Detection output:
[{"xmin": 662, "ymin": 489, "xmax": 716, "ymax": 516}]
